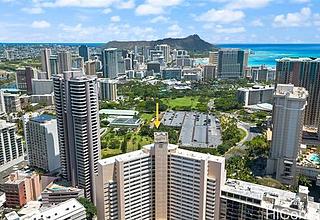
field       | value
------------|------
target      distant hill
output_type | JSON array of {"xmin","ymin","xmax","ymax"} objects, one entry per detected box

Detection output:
[{"xmin": 104, "ymin": 34, "xmax": 216, "ymax": 52}]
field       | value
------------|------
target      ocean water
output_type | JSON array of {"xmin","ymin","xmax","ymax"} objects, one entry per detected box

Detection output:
[{"xmin": 219, "ymin": 44, "xmax": 320, "ymax": 67}]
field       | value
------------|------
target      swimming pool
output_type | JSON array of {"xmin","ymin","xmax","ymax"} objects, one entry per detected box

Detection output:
[{"xmin": 309, "ymin": 153, "xmax": 320, "ymax": 165}]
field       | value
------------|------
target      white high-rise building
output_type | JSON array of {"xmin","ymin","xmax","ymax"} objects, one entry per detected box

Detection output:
[
  {"xmin": 25, "ymin": 114, "xmax": 60, "ymax": 172},
  {"xmin": 0, "ymin": 120, "xmax": 24, "ymax": 169},
  {"xmin": 95, "ymin": 132, "xmax": 226, "ymax": 220},
  {"xmin": 41, "ymin": 48, "xmax": 52, "ymax": 79},
  {"xmin": 98, "ymin": 78, "xmax": 117, "ymax": 101},
  {"xmin": 53, "ymin": 71, "xmax": 100, "ymax": 201},
  {"xmin": 0, "ymin": 90, "xmax": 6, "ymax": 115},
  {"xmin": 267, "ymin": 84, "xmax": 308, "ymax": 186},
  {"xmin": 31, "ymin": 79, "xmax": 53, "ymax": 95},
  {"xmin": 155, "ymin": 44, "xmax": 171, "ymax": 63}
]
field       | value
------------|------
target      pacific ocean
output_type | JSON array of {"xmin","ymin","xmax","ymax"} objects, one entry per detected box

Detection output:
[{"xmin": 219, "ymin": 44, "xmax": 320, "ymax": 67}]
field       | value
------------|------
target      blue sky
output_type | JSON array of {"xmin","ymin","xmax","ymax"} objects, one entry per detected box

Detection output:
[{"xmin": 0, "ymin": 0, "xmax": 319, "ymax": 43}]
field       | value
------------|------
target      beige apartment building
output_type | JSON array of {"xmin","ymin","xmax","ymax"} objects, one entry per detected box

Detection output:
[{"xmin": 95, "ymin": 132, "xmax": 226, "ymax": 220}]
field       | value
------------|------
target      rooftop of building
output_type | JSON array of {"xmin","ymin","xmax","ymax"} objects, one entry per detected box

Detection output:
[
  {"xmin": 147, "ymin": 61, "xmax": 161, "ymax": 64},
  {"xmin": 42, "ymin": 183, "xmax": 83, "ymax": 193},
  {"xmin": 30, "ymin": 114, "xmax": 56, "ymax": 123},
  {"xmin": 18, "ymin": 201, "xmax": 42, "ymax": 216},
  {"xmin": 222, "ymin": 179, "xmax": 320, "ymax": 219},
  {"xmin": 0, "ymin": 120, "xmax": 15, "ymax": 130},
  {"xmin": 219, "ymin": 48, "xmax": 243, "ymax": 51},
  {"xmin": 238, "ymin": 85, "xmax": 274, "ymax": 92},
  {"xmin": 105, "ymin": 48, "xmax": 118, "ymax": 51},
  {"xmin": 3, "ymin": 93, "xmax": 20, "ymax": 97},
  {"xmin": 3, "ymin": 170, "xmax": 38, "ymax": 185},
  {"xmin": 275, "ymin": 84, "xmax": 308, "ymax": 99},
  {"xmin": 109, "ymin": 117, "xmax": 141, "ymax": 127},
  {"xmin": 99, "ymin": 109, "xmax": 138, "ymax": 116},
  {"xmin": 98, "ymin": 78, "xmax": 118, "ymax": 83},
  {"xmin": 276, "ymin": 57, "xmax": 320, "ymax": 62},
  {"xmin": 22, "ymin": 198, "xmax": 85, "ymax": 220},
  {"xmin": 5, "ymin": 211, "xmax": 20, "ymax": 220},
  {"xmin": 244, "ymin": 103, "xmax": 273, "ymax": 112},
  {"xmin": 31, "ymin": 79, "xmax": 52, "ymax": 82}
]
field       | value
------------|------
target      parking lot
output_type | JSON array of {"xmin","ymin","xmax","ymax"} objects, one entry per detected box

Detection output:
[{"xmin": 162, "ymin": 111, "xmax": 222, "ymax": 148}]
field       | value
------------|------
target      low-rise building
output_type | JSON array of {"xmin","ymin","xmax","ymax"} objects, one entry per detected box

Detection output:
[
  {"xmin": 183, "ymin": 72, "xmax": 201, "ymax": 81},
  {"xmin": 5, "ymin": 198, "xmax": 86, "ymax": 220},
  {"xmin": 0, "ymin": 171, "xmax": 41, "ymax": 209},
  {"xmin": 41, "ymin": 183, "xmax": 84, "ymax": 206},
  {"xmin": 237, "ymin": 85, "xmax": 274, "ymax": 106},
  {"xmin": 161, "ymin": 68, "xmax": 182, "ymax": 80}
]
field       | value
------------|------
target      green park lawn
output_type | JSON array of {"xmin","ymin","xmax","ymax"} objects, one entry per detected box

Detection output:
[{"xmin": 161, "ymin": 96, "xmax": 200, "ymax": 110}]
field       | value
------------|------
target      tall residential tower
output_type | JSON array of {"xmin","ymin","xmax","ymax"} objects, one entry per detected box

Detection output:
[
  {"xmin": 57, "ymin": 51, "xmax": 72, "ymax": 75},
  {"xmin": 79, "ymin": 45, "xmax": 89, "ymax": 62},
  {"xmin": 267, "ymin": 84, "xmax": 308, "ymax": 186},
  {"xmin": 41, "ymin": 48, "xmax": 52, "ymax": 79},
  {"xmin": 53, "ymin": 71, "xmax": 100, "ymax": 201},
  {"xmin": 101, "ymin": 48, "xmax": 123, "ymax": 79}
]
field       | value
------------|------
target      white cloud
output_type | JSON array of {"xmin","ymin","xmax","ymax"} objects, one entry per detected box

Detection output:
[
  {"xmin": 102, "ymin": 8, "xmax": 112, "ymax": 14},
  {"xmin": 197, "ymin": 9, "xmax": 245, "ymax": 24},
  {"xmin": 31, "ymin": 20, "xmax": 51, "ymax": 28},
  {"xmin": 165, "ymin": 24, "xmax": 183, "ymax": 37},
  {"xmin": 226, "ymin": 0, "xmax": 271, "ymax": 9},
  {"xmin": 136, "ymin": 4, "xmax": 164, "ymax": 15},
  {"xmin": 59, "ymin": 23, "xmax": 103, "ymax": 37},
  {"xmin": 251, "ymin": 19, "xmax": 264, "ymax": 27},
  {"xmin": 273, "ymin": 7, "xmax": 311, "ymax": 27},
  {"xmin": 135, "ymin": 0, "xmax": 183, "ymax": 15},
  {"xmin": 110, "ymin": 15, "xmax": 121, "ymax": 22},
  {"xmin": 41, "ymin": 0, "xmax": 117, "ymax": 8},
  {"xmin": 313, "ymin": 13, "xmax": 320, "ymax": 26},
  {"xmin": 150, "ymin": 16, "xmax": 169, "ymax": 23},
  {"xmin": 117, "ymin": 0, "xmax": 135, "ymax": 9},
  {"xmin": 291, "ymin": 0, "xmax": 310, "ymax": 3},
  {"xmin": 22, "ymin": 7, "xmax": 44, "ymax": 14},
  {"xmin": 146, "ymin": 0, "xmax": 183, "ymax": 7},
  {"xmin": 215, "ymin": 26, "xmax": 246, "ymax": 34}
]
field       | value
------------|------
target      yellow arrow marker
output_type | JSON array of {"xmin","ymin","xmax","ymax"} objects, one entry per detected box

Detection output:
[{"xmin": 154, "ymin": 102, "xmax": 161, "ymax": 129}]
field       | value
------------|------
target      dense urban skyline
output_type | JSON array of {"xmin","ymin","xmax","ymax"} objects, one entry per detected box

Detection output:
[
  {"xmin": 0, "ymin": 0, "xmax": 320, "ymax": 43},
  {"xmin": 1, "ymin": 2, "xmax": 320, "ymax": 218}
]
